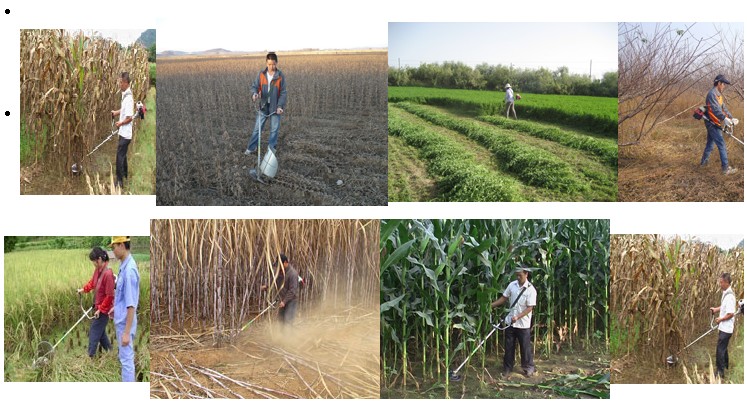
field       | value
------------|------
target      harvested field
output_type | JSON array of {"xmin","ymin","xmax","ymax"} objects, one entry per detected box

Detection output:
[{"xmin": 156, "ymin": 52, "xmax": 388, "ymax": 205}]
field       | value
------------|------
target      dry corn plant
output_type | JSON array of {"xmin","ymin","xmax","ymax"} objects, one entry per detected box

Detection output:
[
  {"xmin": 20, "ymin": 29, "xmax": 149, "ymax": 175},
  {"xmin": 611, "ymin": 235, "xmax": 743, "ymax": 363},
  {"xmin": 149, "ymin": 219, "xmax": 380, "ymax": 399}
]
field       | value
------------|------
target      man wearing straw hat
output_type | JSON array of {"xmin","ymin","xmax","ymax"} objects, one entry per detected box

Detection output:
[
  {"xmin": 109, "ymin": 236, "xmax": 140, "ymax": 382},
  {"xmin": 710, "ymin": 272, "xmax": 737, "ymax": 379},
  {"xmin": 491, "ymin": 266, "xmax": 537, "ymax": 378}
]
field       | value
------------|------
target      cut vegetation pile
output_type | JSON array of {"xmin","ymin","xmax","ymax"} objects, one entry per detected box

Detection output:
[
  {"xmin": 150, "ymin": 219, "xmax": 380, "ymax": 398},
  {"xmin": 388, "ymin": 87, "xmax": 617, "ymax": 201}
]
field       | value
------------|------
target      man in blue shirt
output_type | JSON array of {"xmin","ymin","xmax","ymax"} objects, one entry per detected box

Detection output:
[
  {"xmin": 109, "ymin": 236, "xmax": 140, "ymax": 382},
  {"xmin": 700, "ymin": 74, "xmax": 739, "ymax": 175}
]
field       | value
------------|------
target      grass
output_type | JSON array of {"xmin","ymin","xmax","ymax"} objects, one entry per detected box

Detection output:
[
  {"xmin": 4, "ymin": 246, "xmax": 150, "ymax": 382},
  {"xmin": 128, "ymin": 87, "xmax": 156, "ymax": 195},
  {"xmin": 389, "ymin": 86, "xmax": 617, "ymax": 137},
  {"xmin": 387, "ymin": 135, "xmax": 436, "ymax": 202},
  {"xmin": 389, "ymin": 105, "xmax": 522, "ymax": 201}
]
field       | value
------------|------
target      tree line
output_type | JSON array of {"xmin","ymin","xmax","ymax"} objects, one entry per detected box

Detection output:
[{"xmin": 389, "ymin": 61, "xmax": 618, "ymax": 97}]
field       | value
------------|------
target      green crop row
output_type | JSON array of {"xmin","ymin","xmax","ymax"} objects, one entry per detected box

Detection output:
[
  {"xmin": 479, "ymin": 115, "xmax": 618, "ymax": 168},
  {"xmin": 389, "ymin": 108, "xmax": 522, "ymax": 202},
  {"xmin": 388, "ymin": 87, "xmax": 617, "ymax": 137},
  {"xmin": 395, "ymin": 102, "xmax": 584, "ymax": 193}
]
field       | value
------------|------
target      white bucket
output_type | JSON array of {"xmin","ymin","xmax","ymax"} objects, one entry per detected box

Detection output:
[{"xmin": 259, "ymin": 148, "xmax": 279, "ymax": 178}]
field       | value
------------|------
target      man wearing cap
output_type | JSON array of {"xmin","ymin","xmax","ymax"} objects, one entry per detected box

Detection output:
[
  {"xmin": 110, "ymin": 72, "xmax": 135, "ymax": 188},
  {"xmin": 700, "ymin": 74, "xmax": 740, "ymax": 175},
  {"xmin": 109, "ymin": 236, "xmax": 140, "ymax": 382},
  {"xmin": 505, "ymin": 83, "xmax": 518, "ymax": 119},
  {"xmin": 491, "ymin": 266, "xmax": 537, "ymax": 377},
  {"xmin": 245, "ymin": 52, "xmax": 287, "ymax": 156},
  {"xmin": 709, "ymin": 272, "xmax": 737, "ymax": 379}
]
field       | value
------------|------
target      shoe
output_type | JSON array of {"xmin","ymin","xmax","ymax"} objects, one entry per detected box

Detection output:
[
  {"xmin": 723, "ymin": 166, "xmax": 737, "ymax": 175},
  {"xmin": 524, "ymin": 369, "xmax": 536, "ymax": 377},
  {"xmin": 501, "ymin": 370, "xmax": 511, "ymax": 378},
  {"xmin": 244, "ymin": 149, "xmax": 256, "ymax": 156}
]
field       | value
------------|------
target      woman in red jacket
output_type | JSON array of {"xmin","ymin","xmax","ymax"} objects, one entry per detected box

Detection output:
[{"xmin": 77, "ymin": 247, "xmax": 116, "ymax": 357}]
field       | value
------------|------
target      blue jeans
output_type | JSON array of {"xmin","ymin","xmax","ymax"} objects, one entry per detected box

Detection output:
[
  {"xmin": 88, "ymin": 313, "xmax": 111, "ymax": 357},
  {"xmin": 247, "ymin": 111, "xmax": 281, "ymax": 152},
  {"xmin": 116, "ymin": 324, "xmax": 137, "ymax": 382},
  {"xmin": 701, "ymin": 123, "xmax": 728, "ymax": 170}
]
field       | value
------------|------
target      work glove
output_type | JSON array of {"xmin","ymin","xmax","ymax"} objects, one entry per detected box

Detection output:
[
  {"xmin": 504, "ymin": 315, "xmax": 513, "ymax": 326},
  {"xmin": 733, "ymin": 118, "xmax": 740, "ymax": 126},
  {"xmin": 724, "ymin": 117, "xmax": 734, "ymax": 127}
]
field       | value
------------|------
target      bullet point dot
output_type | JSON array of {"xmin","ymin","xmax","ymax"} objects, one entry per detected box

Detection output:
[
  {"xmin": 4, "ymin": 9, "xmax": 9, "ymax": 14},
  {"xmin": 4, "ymin": 111, "xmax": 9, "ymax": 117}
]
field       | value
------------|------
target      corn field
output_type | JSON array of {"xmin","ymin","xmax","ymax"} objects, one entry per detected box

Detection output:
[
  {"xmin": 20, "ymin": 29, "xmax": 149, "ymax": 174},
  {"xmin": 610, "ymin": 235, "xmax": 744, "ymax": 361},
  {"xmin": 380, "ymin": 219, "xmax": 610, "ymax": 396}
]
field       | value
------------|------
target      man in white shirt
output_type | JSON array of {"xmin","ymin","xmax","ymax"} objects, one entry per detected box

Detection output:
[
  {"xmin": 491, "ymin": 266, "xmax": 537, "ymax": 377},
  {"xmin": 111, "ymin": 72, "xmax": 134, "ymax": 189},
  {"xmin": 709, "ymin": 272, "xmax": 737, "ymax": 379},
  {"xmin": 504, "ymin": 83, "xmax": 517, "ymax": 119}
]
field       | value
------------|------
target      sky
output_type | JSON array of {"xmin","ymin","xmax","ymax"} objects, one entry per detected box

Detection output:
[
  {"xmin": 64, "ymin": 29, "xmax": 147, "ymax": 46},
  {"xmin": 388, "ymin": 22, "xmax": 618, "ymax": 78},
  {"xmin": 155, "ymin": 14, "xmax": 386, "ymax": 53},
  {"xmin": 660, "ymin": 234, "xmax": 743, "ymax": 250}
]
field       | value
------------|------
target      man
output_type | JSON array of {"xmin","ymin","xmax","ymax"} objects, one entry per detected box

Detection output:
[
  {"xmin": 111, "ymin": 72, "xmax": 134, "ymax": 188},
  {"xmin": 504, "ymin": 83, "xmax": 517, "ymax": 119},
  {"xmin": 109, "ymin": 236, "xmax": 140, "ymax": 382},
  {"xmin": 700, "ymin": 74, "xmax": 739, "ymax": 175},
  {"xmin": 77, "ymin": 247, "xmax": 115, "ymax": 358},
  {"xmin": 491, "ymin": 266, "xmax": 537, "ymax": 377},
  {"xmin": 709, "ymin": 272, "xmax": 736, "ymax": 379},
  {"xmin": 245, "ymin": 52, "xmax": 287, "ymax": 155},
  {"xmin": 261, "ymin": 253, "xmax": 299, "ymax": 324}
]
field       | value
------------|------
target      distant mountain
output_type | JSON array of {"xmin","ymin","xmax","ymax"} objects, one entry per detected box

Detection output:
[
  {"xmin": 196, "ymin": 48, "xmax": 233, "ymax": 55},
  {"xmin": 738, "ymin": 239, "xmax": 744, "ymax": 248},
  {"xmin": 158, "ymin": 50, "xmax": 189, "ymax": 57},
  {"xmin": 136, "ymin": 29, "xmax": 156, "ymax": 48}
]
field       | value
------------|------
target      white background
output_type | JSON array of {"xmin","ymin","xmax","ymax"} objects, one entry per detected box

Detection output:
[{"xmin": 1, "ymin": 0, "xmax": 745, "ymax": 405}]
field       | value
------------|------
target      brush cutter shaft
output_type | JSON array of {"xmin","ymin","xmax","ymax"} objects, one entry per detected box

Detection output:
[
  {"xmin": 241, "ymin": 301, "xmax": 276, "ymax": 331},
  {"xmin": 52, "ymin": 307, "xmax": 93, "ymax": 350},
  {"xmin": 451, "ymin": 324, "xmax": 502, "ymax": 376}
]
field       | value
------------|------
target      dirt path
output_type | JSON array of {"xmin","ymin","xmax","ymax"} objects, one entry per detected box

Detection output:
[{"xmin": 388, "ymin": 135, "xmax": 437, "ymax": 201}]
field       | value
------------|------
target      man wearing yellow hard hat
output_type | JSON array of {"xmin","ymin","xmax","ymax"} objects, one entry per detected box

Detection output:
[{"xmin": 108, "ymin": 236, "xmax": 140, "ymax": 382}]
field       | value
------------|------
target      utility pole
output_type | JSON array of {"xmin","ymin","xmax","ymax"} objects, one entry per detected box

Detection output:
[
  {"xmin": 398, "ymin": 58, "xmax": 400, "ymax": 70},
  {"xmin": 589, "ymin": 59, "xmax": 592, "ymax": 79}
]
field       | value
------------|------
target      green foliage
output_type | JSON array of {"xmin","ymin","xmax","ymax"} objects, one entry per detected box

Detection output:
[
  {"xmin": 396, "ymin": 102, "xmax": 583, "ymax": 193},
  {"xmin": 479, "ymin": 115, "xmax": 618, "ymax": 168},
  {"xmin": 380, "ymin": 219, "xmax": 611, "ymax": 390},
  {"xmin": 148, "ymin": 44, "xmax": 156, "ymax": 63},
  {"xmin": 4, "ymin": 236, "xmax": 17, "ymax": 253},
  {"xmin": 389, "ymin": 62, "xmax": 617, "ymax": 97},
  {"xmin": 389, "ymin": 107, "xmax": 522, "ymax": 202},
  {"xmin": 389, "ymin": 87, "xmax": 617, "ymax": 137},
  {"xmin": 149, "ymin": 63, "xmax": 156, "ymax": 87}
]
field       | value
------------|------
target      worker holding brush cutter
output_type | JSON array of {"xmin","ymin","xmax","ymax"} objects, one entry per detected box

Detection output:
[
  {"xmin": 709, "ymin": 272, "xmax": 737, "ymax": 379},
  {"xmin": 260, "ymin": 254, "xmax": 299, "ymax": 326},
  {"xmin": 491, "ymin": 266, "xmax": 537, "ymax": 378},
  {"xmin": 109, "ymin": 236, "xmax": 140, "ymax": 382},
  {"xmin": 245, "ymin": 52, "xmax": 287, "ymax": 156},
  {"xmin": 77, "ymin": 247, "xmax": 115, "ymax": 358},
  {"xmin": 111, "ymin": 72, "xmax": 135, "ymax": 188},
  {"xmin": 700, "ymin": 74, "xmax": 739, "ymax": 175}
]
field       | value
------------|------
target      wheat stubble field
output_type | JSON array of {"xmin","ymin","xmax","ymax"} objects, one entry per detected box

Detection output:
[{"xmin": 156, "ymin": 52, "xmax": 388, "ymax": 206}]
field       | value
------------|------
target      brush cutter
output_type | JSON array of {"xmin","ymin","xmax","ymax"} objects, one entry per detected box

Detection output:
[
  {"xmin": 248, "ymin": 94, "xmax": 279, "ymax": 183},
  {"xmin": 666, "ymin": 300, "xmax": 743, "ymax": 366},
  {"xmin": 33, "ymin": 293, "xmax": 95, "ymax": 369},
  {"xmin": 723, "ymin": 120, "xmax": 744, "ymax": 146},
  {"xmin": 449, "ymin": 286, "xmax": 528, "ymax": 382},
  {"xmin": 240, "ymin": 301, "xmax": 277, "ymax": 332}
]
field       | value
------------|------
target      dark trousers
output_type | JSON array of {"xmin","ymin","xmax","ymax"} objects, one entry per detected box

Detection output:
[
  {"xmin": 716, "ymin": 330, "xmax": 732, "ymax": 377},
  {"xmin": 88, "ymin": 313, "xmax": 111, "ymax": 357},
  {"xmin": 116, "ymin": 136, "xmax": 131, "ymax": 186},
  {"xmin": 504, "ymin": 326, "xmax": 534, "ymax": 373},
  {"xmin": 279, "ymin": 300, "xmax": 297, "ymax": 325}
]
